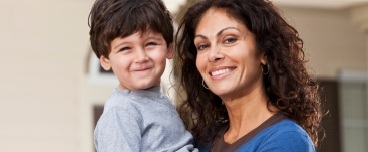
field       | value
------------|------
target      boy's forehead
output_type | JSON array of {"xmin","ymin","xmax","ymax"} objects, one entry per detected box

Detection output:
[{"xmin": 123, "ymin": 29, "xmax": 163, "ymax": 38}]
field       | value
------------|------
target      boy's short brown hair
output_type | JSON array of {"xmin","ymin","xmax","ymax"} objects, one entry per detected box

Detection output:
[{"xmin": 89, "ymin": 0, "xmax": 173, "ymax": 58}]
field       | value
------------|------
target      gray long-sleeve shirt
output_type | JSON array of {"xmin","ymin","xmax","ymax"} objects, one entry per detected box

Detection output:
[{"xmin": 94, "ymin": 86, "xmax": 197, "ymax": 152}]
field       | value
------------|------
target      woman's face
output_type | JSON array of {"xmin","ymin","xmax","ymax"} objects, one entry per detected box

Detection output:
[{"xmin": 194, "ymin": 8, "xmax": 266, "ymax": 100}]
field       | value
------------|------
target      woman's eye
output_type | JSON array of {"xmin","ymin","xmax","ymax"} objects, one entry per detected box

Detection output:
[
  {"xmin": 224, "ymin": 37, "xmax": 237, "ymax": 44},
  {"xmin": 196, "ymin": 44, "xmax": 208, "ymax": 51}
]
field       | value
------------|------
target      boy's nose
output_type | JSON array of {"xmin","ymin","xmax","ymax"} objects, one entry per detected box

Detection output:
[{"xmin": 134, "ymin": 49, "xmax": 149, "ymax": 62}]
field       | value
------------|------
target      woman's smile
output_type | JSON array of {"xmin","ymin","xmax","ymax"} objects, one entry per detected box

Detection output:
[{"xmin": 209, "ymin": 66, "xmax": 236, "ymax": 79}]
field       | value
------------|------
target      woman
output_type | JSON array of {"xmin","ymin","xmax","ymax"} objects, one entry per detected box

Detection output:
[{"xmin": 175, "ymin": 0, "xmax": 322, "ymax": 151}]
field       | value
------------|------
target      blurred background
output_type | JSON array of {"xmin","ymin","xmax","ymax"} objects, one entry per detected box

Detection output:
[{"xmin": 0, "ymin": 0, "xmax": 367, "ymax": 151}]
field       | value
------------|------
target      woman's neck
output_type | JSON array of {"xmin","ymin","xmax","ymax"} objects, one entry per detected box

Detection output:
[{"xmin": 222, "ymin": 90, "xmax": 277, "ymax": 144}]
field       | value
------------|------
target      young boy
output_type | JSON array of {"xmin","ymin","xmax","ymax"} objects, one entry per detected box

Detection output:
[{"xmin": 88, "ymin": 0, "xmax": 197, "ymax": 151}]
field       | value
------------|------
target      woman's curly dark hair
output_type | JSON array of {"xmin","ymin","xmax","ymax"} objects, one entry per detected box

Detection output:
[{"xmin": 175, "ymin": 0, "xmax": 322, "ymax": 147}]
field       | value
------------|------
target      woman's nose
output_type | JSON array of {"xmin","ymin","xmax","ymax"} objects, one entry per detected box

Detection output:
[{"xmin": 207, "ymin": 46, "xmax": 224, "ymax": 63}]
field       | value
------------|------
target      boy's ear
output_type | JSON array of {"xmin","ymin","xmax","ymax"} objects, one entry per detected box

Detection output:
[
  {"xmin": 100, "ymin": 56, "xmax": 112, "ymax": 70},
  {"xmin": 166, "ymin": 43, "xmax": 174, "ymax": 59}
]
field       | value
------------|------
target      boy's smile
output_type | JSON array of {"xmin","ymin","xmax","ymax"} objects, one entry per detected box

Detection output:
[{"xmin": 99, "ymin": 30, "xmax": 173, "ymax": 91}]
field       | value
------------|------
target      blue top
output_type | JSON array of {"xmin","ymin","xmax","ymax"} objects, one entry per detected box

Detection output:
[
  {"xmin": 236, "ymin": 119, "xmax": 315, "ymax": 152},
  {"xmin": 200, "ymin": 119, "xmax": 315, "ymax": 152}
]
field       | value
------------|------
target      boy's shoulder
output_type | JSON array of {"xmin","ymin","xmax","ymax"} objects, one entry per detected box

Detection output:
[
  {"xmin": 104, "ymin": 89, "xmax": 133, "ymax": 109},
  {"xmin": 103, "ymin": 87, "xmax": 172, "ymax": 116}
]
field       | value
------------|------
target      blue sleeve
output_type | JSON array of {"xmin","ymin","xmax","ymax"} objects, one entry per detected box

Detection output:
[
  {"xmin": 256, "ymin": 131, "xmax": 315, "ymax": 152},
  {"xmin": 94, "ymin": 106, "xmax": 141, "ymax": 152}
]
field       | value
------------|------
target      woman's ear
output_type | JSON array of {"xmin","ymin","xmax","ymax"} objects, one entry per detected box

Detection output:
[
  {"xmin": 166, "ymin": 43, "xmax": 174, "ymax": 59},
  {"xmin": 260, "ymin": 53, "xmax": 268, "ymax": 65},
  {"xmin": 100, "ymin": 56, "xmax": 112, "ymax": 70}
]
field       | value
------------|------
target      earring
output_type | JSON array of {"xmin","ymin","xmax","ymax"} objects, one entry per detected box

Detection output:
[
  {"xmin": 262, "ymin": 64, "xmax": 270, "ymax": 75},
  {"xmin": 202, "ymin": 79, "xmax": 209, "ymax": 89}
]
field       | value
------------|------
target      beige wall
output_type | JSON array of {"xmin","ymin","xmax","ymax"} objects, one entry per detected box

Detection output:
[
  {"xmin": 0, "ymin": 0, "xmax": 93, "ymax": 151},
  {"xmin": 0, "ymin": 1, "xmax": 366, "ymax": 152},
  {"xmin": 279, "ymin": 6, "xmax": 367, "ymax": 78}
]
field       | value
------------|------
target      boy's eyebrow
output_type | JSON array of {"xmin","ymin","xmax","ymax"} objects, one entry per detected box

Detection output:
[
  {"xmin": 194, "ymin": 27, "xmax": 240, "ymax": 40},
  {"xmin": 112, "ymin": 35, "xmax": 164, "ymax": 49},
  {"xmin": 113, "ymin": 42, "xmax": 127, "ymax": 50},
  {"xmin": 146, "ymin": 36, "xmax": 163, "ymax": 41}
]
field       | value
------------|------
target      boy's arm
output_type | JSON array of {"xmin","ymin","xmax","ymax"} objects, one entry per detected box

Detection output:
[{"xmin": 94, "ymin": 106, "xmax": 141, "ymax": 152}]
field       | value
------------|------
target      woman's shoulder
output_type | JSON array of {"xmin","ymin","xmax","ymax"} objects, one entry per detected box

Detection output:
[
  {"xmin": 270, "ymin": 119, "xmax": 306, "ymax": 133},
  {"xmin": 259, "ymin": 119, "xmax": 311, "ymax": 142},
  {"xmin": 249, "ymin": 119, "xmax": 315, "ymax": 152}
]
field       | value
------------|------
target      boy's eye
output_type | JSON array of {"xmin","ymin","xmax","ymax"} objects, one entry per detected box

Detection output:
[
  {"xmin": 146, "ymin": 42, "xmax": 157, "ymax": 46},
  {"xmin": 119, "ymin": 47, "xmax": 130, "ymax": 52}
]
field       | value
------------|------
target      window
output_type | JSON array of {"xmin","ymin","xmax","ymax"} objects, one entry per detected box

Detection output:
[{"xmin": 87, "ymin": 52, "xmax": 118, "ymax": 85}]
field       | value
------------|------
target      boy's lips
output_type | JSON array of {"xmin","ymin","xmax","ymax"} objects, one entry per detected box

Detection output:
[
  {"xmin": 135, "ymin": 67, "xmax": 151, "ymax": 71},
  {"xmin": 132, "ymin": 64, "xmax": 153, "ymax": 71}
]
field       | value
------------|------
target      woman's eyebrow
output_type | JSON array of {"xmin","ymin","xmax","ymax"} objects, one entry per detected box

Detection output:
[
  {"xmin": 216, "ymin": 27, "xmax": 240, "ymax": 37},
  {"xmin": 194, "ymin": 27, "xmax": 240, "ymax": 40},
  {"xmin": 194, "ymin": 27, "xmax": 240, "ymax": 39},
  {"xmin": 194, "ymin": 34, "xmax": 208, "ymax": 40}
]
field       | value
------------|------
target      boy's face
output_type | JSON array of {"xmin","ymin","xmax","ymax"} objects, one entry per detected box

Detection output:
[{"xmin": 100, "ymin": 30, "xmax": 173, "ymax": 90}]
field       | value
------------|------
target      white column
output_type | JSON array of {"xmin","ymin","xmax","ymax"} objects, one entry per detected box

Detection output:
[{"xmin": 344, "ymin": 5, "xmax": 368, "ymax": 152}]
